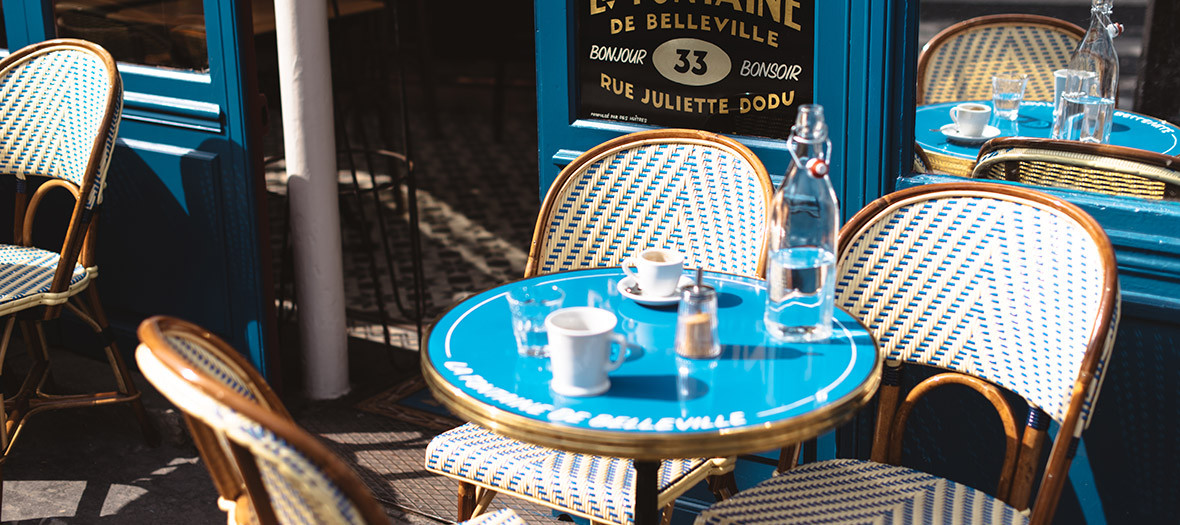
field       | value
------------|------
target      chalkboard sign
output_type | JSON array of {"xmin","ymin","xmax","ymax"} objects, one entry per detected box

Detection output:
[{"xmin": 577, "ymin": 0, "xmax": 815, "ymax": 140}]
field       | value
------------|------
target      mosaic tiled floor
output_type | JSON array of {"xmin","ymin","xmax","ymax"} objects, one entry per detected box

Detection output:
[{"xmin": 266, "ymin": 79, "xmax": 540, "ymax": 352}]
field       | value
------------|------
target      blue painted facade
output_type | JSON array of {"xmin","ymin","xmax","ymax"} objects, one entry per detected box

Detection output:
[{"xmin": 1, "ymin": 1, "xmax": 272, "ymax": 375}]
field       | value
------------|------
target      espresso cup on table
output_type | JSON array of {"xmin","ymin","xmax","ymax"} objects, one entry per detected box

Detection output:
[
  {"xmin": 623, "ymin": 248, "xmax": 684, "ymax": 297},
  {"xmin": 950, "ymin": 103, "xmax": 991, "ymax": 137},
  {"xmin": 546, "ymin": 307, "xmax": 627, "ymax": 397}
]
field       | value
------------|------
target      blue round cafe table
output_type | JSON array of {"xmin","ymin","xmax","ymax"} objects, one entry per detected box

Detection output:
[
  {"xmin": 421, "ymin": 267, "xmax": 882, "ymax": 525},
  {"xmin": 915, "ymin": 100, "xmax": 1180, "ymax": 176}
]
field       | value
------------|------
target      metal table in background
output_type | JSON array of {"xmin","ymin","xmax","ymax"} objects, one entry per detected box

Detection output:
[{"xmin": 915, "ymin": 100, "xmax": 1180, "ymax": 177}]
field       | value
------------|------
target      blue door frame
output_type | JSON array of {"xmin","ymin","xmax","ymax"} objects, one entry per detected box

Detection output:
[{"xmin": 2, "ymin": 0, "xmax": 274, "ymax": 376}]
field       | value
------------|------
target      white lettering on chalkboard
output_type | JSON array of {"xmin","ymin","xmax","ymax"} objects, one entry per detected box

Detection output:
[
  {"xmin": 740, "ymin": 60, "xmax": 802, "ymax": 81},
  {"xmin": 590, "ymin": 45, "xmax": 648, "ymax": 64}
]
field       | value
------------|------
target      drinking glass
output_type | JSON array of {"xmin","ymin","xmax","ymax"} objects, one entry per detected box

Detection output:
[
  {"xmin": 506, "ymin": 284, "xmax": 565, "ymax": 357},
  {"xmin": 991, "ymin": 73, "xmax": 1027, "ymax": 121},
  {"xmin": 1056, "ymin": 92, "xmax": 1115, "ymax": 143},
  {"xmin": 1052, "ymin": 70, "xmax": 1099, "ymax": 139}
]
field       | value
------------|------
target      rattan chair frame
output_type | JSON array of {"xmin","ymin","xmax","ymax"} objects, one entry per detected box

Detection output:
[
  {"xmin": 0, "ymin": 39, "xmax": 156, "ymax": 484},
  {"xmin": 845, "ymin": 182, "xmax": 1118, "ymax": 524},
  {"xmin": 136, "ymin": 316, "xmax": 391, "ymax": 525},
  {"xmin": 437, "ymin": 128, "xmax": 773, "ymax": 525},
  {"xmin": 972, "ymin": 136, "xmax": 1180, "ymax": 200},
  {"xmin": 917, "ymin": 14, "xmax": 1085, "ymax": 105}
]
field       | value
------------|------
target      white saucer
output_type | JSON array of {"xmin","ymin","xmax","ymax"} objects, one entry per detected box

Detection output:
[
  {"xmin": 617, "ymin": 275, "xmax": 695, "ymax": 306},
  {"xmin": 940, "ymin": 123, "xmax": 1000, "ymax": 144},
  {"xmin": 551, "ymin": 380, "xmax": 610, "ymax": 398}
]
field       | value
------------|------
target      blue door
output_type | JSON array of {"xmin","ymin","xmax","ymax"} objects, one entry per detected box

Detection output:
[{"xmin": 0, "ymin": 1, "xmax": 273, "ymax": 374}]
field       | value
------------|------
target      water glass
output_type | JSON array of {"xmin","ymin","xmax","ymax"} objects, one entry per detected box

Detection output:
[
  {"xmin": 1052, "ymin": 69, "xmax": 1099, "ymax": 139},
  {"xmin": 1055, "ymin": 93, "xmax": 1115, "ymax": 144},
  {"xmin": 991, "ymin": 73, "xmax": 1027, "ymax": 121},
  {"xmin": 506, "ymin": 284, "xmax": 565, "ymax": 357}
]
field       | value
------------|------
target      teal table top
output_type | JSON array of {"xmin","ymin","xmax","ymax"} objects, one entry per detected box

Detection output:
[
  {"xmin": 422, "ymin": 268, "xmax": 882, "ymax": 460},
  {"xmin": 915, "ymin": 100, "xmax": 1180, "ymax": 161}
]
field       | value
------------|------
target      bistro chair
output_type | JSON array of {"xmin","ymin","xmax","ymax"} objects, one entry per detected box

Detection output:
[
  {"xmin": 972, "ymin": 136, "xmax": 1180, "ymax": 201},
  {"xmin": 0, "ymin": 39, "xmax": 156, "ymax": 478},
  {"xmin": 695, "ymin": 182, "xmax": 1120, "ymax": 525},
  {"xmin": 426, "ymin": 128, "xmax": 774, "ymax": 524},
  {"xmin": 135, "ymin": 316, "xmax": 531, "ymax": 525},
  {"xmin": 918, "ymin": 14, "xmax": 1084, "ymax": 105}
]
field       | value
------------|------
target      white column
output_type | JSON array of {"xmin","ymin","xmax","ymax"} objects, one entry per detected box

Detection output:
[{"xmin": 273, "ymin": 0, "xmax": 349, "ymax": 399}]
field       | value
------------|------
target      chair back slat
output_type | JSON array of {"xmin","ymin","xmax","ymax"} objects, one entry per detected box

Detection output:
[
  {"xmin": 918, "ymin": 15, "xmax": 1084, "ymax": 105},
  {"xmin": 836, "ymin": 183, "xmax": 1118, "ymax": 427},
  {"xmin": 527, "ymin": 129, "xmax": 772, "ymax": 278}
]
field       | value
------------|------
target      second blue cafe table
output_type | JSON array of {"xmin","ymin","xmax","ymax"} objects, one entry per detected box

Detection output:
[
  {"xmin": 915, "ymin": 100, "xmax": 1180, "ymax": 177},
  {"xmin": 422, "ymin": 267, "xmax": 883, "ymax": 525}
]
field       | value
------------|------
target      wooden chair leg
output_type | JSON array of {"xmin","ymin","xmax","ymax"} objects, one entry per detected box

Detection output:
[
  {"xmin": 20, "ymin": 320, "xmax": 56, "ymax": 398},
  {"xmin": 1, "ymin": 392, "xmax": 8, "ymax": 455},
  {"xmin": 871, "ymin": 363, "xmax": 903, "ymax": 463},
  {"xmin": 458, "ymin": 481, "xmax": 478, "ymax": 521},
  {"xmin": 660, "ymin": 503, "xmax": 675, "ymax": 525},
  {"xmin": 471, "ymin": 487, "xmax": 496, "ymax": 517},
  {"xmin": 707, "ymin": 471, "xmax": 738, "ymax": 500},
  {"xmin": 81, "ymin": 284, "xmax": 160, "ymax": 447},
  {"xmin": 776, "ymin": 441, "xmax": 802, "ymax": 476}
]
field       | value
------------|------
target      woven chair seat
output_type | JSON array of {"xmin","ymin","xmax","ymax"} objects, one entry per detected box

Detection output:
[
  {"xmin": 463, "ymin": 508, "xmax": 527, "ymax": 525},
  {"xmin": 427, "ymin": 423, "xmax": 721, "ymax": 525},
  {"xmin": 694, "ymin": 459, "xmax": 1028, "ymax": 525},
  {"xmin": 0, "ymin": 243, "xmax": 89, "ymax": 316}
]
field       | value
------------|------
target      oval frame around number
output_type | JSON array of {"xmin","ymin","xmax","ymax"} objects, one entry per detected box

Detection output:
[{"xmin": 652, "ymin": 38, "xmax": 731, "ymax": 87}]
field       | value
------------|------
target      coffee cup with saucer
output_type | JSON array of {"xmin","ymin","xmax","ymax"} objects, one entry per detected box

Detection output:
[
  {"xmin": 943, "ymin": 102, "xmax": 1000, "ymax": 144},
  {"xmin": 617, "ymin": 274, "xmax": 695, "ymax": 306}
]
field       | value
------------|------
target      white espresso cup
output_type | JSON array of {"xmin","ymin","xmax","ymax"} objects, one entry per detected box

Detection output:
[
  {"xmin": 622, "ymin": 248, "xmax": 684, "ymax": 298},
  {"xmin": 546, "ymin": 307, "xmax": 627, "ymax": 397},
  {"xmin": 949, "ymin": 103, "xmax": 991, "ymax": 137}
]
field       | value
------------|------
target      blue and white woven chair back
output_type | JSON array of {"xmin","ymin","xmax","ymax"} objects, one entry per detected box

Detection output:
[
  {"xmin": 137, "ymin": 347, "xmax": 367, "ymax": 525},
  {"xmin": 161, "ymin": 330, "xmax": 285, "ymax": 413},
  {"xmin": 0, "ymin": 39, "xmax": 122, "ymax": 210},
  {"xmin": 528, "ymin": 130, "xmax": 772, "ymax": 278},
  {"xmin": 835, "ymin": 183, "xmax": 1119, "ymax": 428}
]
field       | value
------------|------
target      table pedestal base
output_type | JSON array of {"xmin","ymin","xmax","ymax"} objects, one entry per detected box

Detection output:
[{"xmin": 635, "ymin": 460, "xmax": 660, "ymax": 525}]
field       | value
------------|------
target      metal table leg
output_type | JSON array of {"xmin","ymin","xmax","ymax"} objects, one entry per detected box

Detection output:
[{"xmin": 634, "ymin": 459, "xmax": 660, "ymax": 525}]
